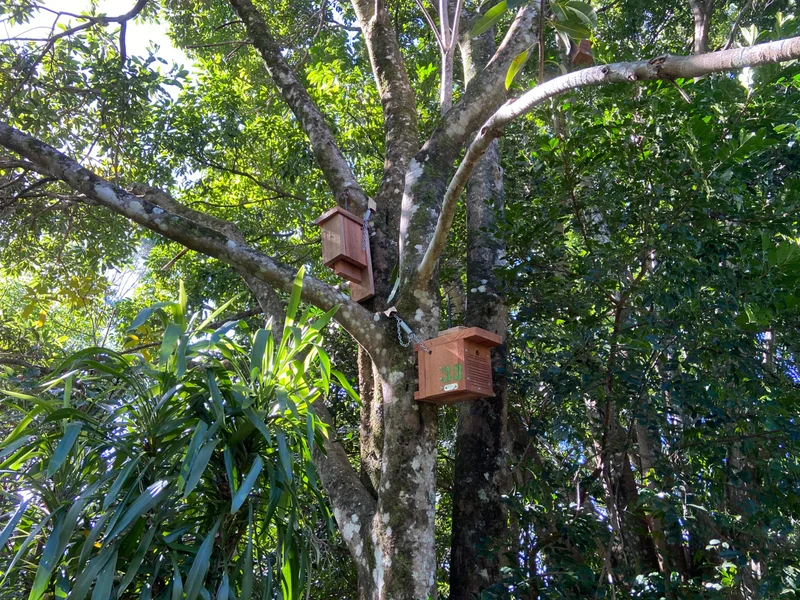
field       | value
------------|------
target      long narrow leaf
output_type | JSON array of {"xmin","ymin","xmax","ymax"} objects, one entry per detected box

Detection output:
[
  {"xmin": 160, "ymin": 322, "xmax": 182, "ymax": 367},
  {"xmin": 47, "ymin": 422, "xmax": 82, "ymax": 477},
  {"xmin": 183, "ymin": 440, "xmax": 219, "ymax": 498},
  {"xmin": 250, "ymin": 329, "xmax": 270, "ymax": 378},
  {"xmin": 0, "ymin": 500, "xmax": 28, "ymax": 548},
  {"xmin": 284, "ymin": 266, "xmax": 306, "ymax": 329},
  {"xmin": 184, "ymin": 518, "xmax": 221, "ymax": 600},
  {"xmin": 178, "ymin": 421, "xmax": 209, "ymax": 493},
  {"xmin": 276, "ymin": 433, "xmax": 293, "ymax": 483},
  {"xmin": 28, "ymin": 515, "xmax": 64, "ymax": 600},
  {"xmin": 240, "ymin": 506, "xmax": 254, "ymax": 600},
  {"xmin": 1, "ymin": 510, "xmax": 53, "ymax": 586},
  {"xmin": 68, "ymin": 542, "xmax": 118, "ymax": 600},
  {"xmin": 231, "ymin": 456, "xmax": 262, "ymax": 514},
  {"xmin": 470, "ymin": 1, "xmax": 507, "ymax": 37},
  {"xmin": 244, "ymin": 408, "xmax": 273, "ymax": 445},
  {"xmin": 90, "ymin": 551, "xmax": 117, "ymax": 600},
  {"xmin": 106, "ymin": 480, "xmax": 170, "ymax": 541},
  {"xmin": 117, "ymin": 525, "xmax": 157, "ymax": 596},
  {"xmin": 103, "ymin": 454, "xmax": 142, "ymax": 510},
  {"xmin": 171, "ymin": 552, "xmax": 184, "ymax": 600}
]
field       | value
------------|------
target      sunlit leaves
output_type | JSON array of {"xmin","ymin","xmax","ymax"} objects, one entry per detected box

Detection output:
[{"xmin": 0, "ymin": 281, "xmax": 341, "ymax": 598}]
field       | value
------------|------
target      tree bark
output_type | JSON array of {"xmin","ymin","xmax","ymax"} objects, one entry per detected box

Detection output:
[
  {"xmin": 449, "ymin": 18, "xmax": 511, "ymax": 598},
  {"xmin": 688, "ymin": 0, "xmax": 714, "ymax": 54}
]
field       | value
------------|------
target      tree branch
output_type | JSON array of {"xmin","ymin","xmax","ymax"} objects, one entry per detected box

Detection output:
[
  {"xmin": 227, "ymin": 0, "xmax": 370, "ymax": 214},
  {"xmin": 395, "ymin": 5, "xmax": 537, "ymax": 300},
  {"xmin": 0, "ymin": 121, "xmax": 382, "ymax": 355},
  {"xmin": 2, "ymin": 0, "xmax": 150, "ymax": 109},
  {"xmin": 416, "ymin": 36, "xmax": 800, "ymax": 283},
  {"xmin": 313, "ymin": 402, "xmax": 376, "ymax": 579}
]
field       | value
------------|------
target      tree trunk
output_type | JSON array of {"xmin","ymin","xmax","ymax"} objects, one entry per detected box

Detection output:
[
  {"xmin": 449, "ymin": 20, "xmax": 512, "ymax": 598},
  {"xmin": 688, "ymin": 0, "xmax": 713, "ymax": 54}
]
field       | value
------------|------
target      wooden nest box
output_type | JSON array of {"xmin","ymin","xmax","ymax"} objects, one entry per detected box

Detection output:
[
  {"xmin": 315, "ymin": 206, "xmax": 374, "ymax": 302},
  {"xmin": 414, "ymin": 326, "xmax": 502, "ymax": 404}
]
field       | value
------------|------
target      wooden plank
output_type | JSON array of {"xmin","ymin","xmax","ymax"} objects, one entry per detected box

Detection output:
[{"xmin": 349, "ymin": 234, "xmax": 374, "ymax": 302}]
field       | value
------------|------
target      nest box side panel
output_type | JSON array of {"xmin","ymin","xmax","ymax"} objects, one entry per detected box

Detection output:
[
  {"xmin": 341, "ymin": 218, "xmax": 368, "ymax": 269},
  {"xmin": 462, "ymin": 340, "xmax": 494, "ymax": 396},
  {"xmin": 319, "ymin": 214, "xmax": 347, "ymax": 267},
  {"xmin": 349, "ymin": 235, "xmax": 375, "ymax": 302}
]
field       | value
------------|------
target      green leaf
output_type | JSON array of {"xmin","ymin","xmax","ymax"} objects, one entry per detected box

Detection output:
[
  {"xmin": 55, "ymin": 569, "xmax": 68, "ymax": 599},
  {"xmin": 1, "ymin": 510, "xmax": 53, "ymax": 587},
  {"xmin": 563, "ymin": 0, "xmax": 597, "ymax": 26},
  {"xmin": 250, "ymin": 328, "xmax": 270, "ymax": 378},
  {"xmin": 470, "ymin": 1, "xmax": 508, "ymax": 37},
  {"xmin": 506, "ymin": 49, "xmax": 528, "ymax": 89},
  {"xmin": 216, "ymin": 571, "xmax": 230, "ymax": 600},
  {"xmin": 127, "ymin": 307, "xmax": 156, "ymax": 331},
  {"xmin": 332, "ymin": 369, "xmax": 359, "ymax": 402},
  {"xmin": 29, "ymin": 514, "xmax": 64, "ymax": 600},
  {"xmin": 62, "ymin": 374, "xmax": 72, "ymax": 408},
  {"xmin": 171, "ymin": 552, "xmax": 184, "ymax": 600},
  {"xmin": 103, "ymin": 455, "xmax": 142, "ymax": 510},
  {"xmin": 224, "ymin": 445, "xmax": 238, "ymax": 495},
  {"xmin": 285, "ymin": 266, "xmax": 306, "ymax": 328},
  {"xmin": 78, "ymin": 512, "xmax": 112, "ymax": 571},
  {"xmin": 185, "ymin": 518, "xmax": 221, "ymax": 600},
  {"xmin": 240, "ymin": 507, "xmax": 254, "ymax": 600},
  {"xmin": 196, "ymin": 293, "xmax": 241, "ymax": 332},
  {"xmin": 244, "ymin": 407, "xmax": 273, "ymax": 445},
  {"xmin": 276, "ymin": 432, "xmax": 293, "ymax": 483},
  {"xmin": 552, "ymin": 17, "xmax": 591, "ymax": 39},
  {"xmin": 0, "ymin": 500, "xmax": 28, "ymax": 548},
  {"xmin": 106, "ymin": 480, "xmax": 170, "ymax": 541},
  {"xmin": 90, "ymin": 551, "xmax": 117, "ymax": 600},
  {"xmin": 160, "ymin": 322, "xmax": 182, "ymax": 367},
  {"xmin": 68, "ymin": 542, "xmax": 118, "ymax": 600},
  {"xmin": 231, "ymin": 456, "xmax": 263, "ymax": 514},
  {"xmin": 47, "ymin": 422, "xmax": 82, "ymax": 477},
  {"xmin": 306, "ymin": 305, "xmax": 339, "ymax": 334},
  {"xmin": 178, "ymin": 421, "xmax": 209, "ymax": 493},
  {"xmin": 183, "ymin": 440, "xmax": 219, "ymax": 498},
  {"xmin": 117, "ymin": 525, "xmax": 157, "ymax": 596}
]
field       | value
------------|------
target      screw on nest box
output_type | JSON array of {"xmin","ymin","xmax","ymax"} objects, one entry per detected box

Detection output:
[
  {"xmin": 315, "ymin": 205, "xmax": 374, "ymax": 302},
  {"xmin": 414, "ymin": 326, "xmax": 502, "ymax": 405}
]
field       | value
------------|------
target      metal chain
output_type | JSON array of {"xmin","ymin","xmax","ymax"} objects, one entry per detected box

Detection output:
[
  {"xmin": 393, "ymin": 314, "xmax": 431, "ymax": 354},
  {"xmin": 362, "ymin": 207, "xmax": 372, "ymax": 251}
]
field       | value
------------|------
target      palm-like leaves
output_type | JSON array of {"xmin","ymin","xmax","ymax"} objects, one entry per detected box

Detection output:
[{"xmin": 0, "ymin": 269, "xmax": 338, "ymax": 599}]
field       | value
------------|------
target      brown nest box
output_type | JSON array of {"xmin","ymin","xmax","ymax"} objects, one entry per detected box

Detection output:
[
  {"xmin": 414, "ymin": 326, "xmax": 502, "ymax": 404},
  {"xmin": 315, "ymin": 206, "xmax": 374, "ymax": 302}
]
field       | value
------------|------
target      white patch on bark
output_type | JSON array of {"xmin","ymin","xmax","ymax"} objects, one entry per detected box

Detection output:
[
  {"xmin": 373, "ymin": 313, "xmax": 381, "ymax": 321},
  {"xmin": 226, "ymin": 240, "xmax": 238, "ymax": 250},
  {"xmin": 388, "ymin": 371, "xmax": 404, "ymax": 385},
  {"xmin": 93, "ymin": 183, "xmax": 119, "ymax": 205},
  {"xmin": 414, "ymin": 308, "xmax": 424, "ymax": 322}
]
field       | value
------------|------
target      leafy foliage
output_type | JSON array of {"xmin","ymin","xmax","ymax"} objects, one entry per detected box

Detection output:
[{"xmin": 0, "ymin": 271, "xmax": 347, "ymax": 599}]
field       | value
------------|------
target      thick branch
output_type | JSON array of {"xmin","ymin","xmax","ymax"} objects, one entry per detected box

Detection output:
[
  {"xmin": 228, "ymin": 0, "xmax": 369, "ymax": 213},
  {"xmin": 395, "ymin": 5, "xmax": 537, "ymax": 301},
  {"xmin": 313, "ymin": 402, "xmax": 376, "ymax": 582},
  {"xmin": 0, "ymin": 121, "xmax": 380, "ymax": 354},
  {"xmin": 416, "ymin": 36, "xmax": 800, "ymax": 282}
]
